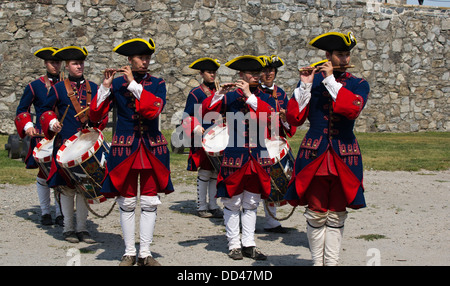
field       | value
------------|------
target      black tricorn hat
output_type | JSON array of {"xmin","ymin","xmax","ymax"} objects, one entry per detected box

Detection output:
[
  {"xmin": 309, "ymin": 32, "xmax": 357, "ymax": 52},
  {"xmin": 225, "ymin": 55, "xmax": 266, "ymax": 71},
  {"xmin": 113, "ymin": 38, "xmax": 156, "ymax": 56},
  {"xmin": 260, "ymin": 55, "xmax": 284, "ymax": 69},
  {"xmin": 34, "ymin": 47, "xmax": 61, "ymax": 61},
  {"xmin": 52, "ymin": 46, "xmax": 88, "ymax": 61},
  {"xmin": 189, "ymin": 57, "xmax": 220, "ymax": 71}
]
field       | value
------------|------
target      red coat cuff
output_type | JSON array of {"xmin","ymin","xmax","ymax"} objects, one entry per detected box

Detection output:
[
  {"xmin": 286, "ymin": 97, "xmax": 308, "ymax": 127},
  {"xmin": 181, "ymin": 116, "xmax": 200, "ymax": 139},
  {"xmin": 135, "ymin": 90, "xmax": 163, "ymax": 120},
  {"xmin": 15, "ymin": 112, "xmax": 32, "ymax": 138},
  {"xmin": 333, "ymin": 88, "xmax": 364, "ymax": 120},
  {"xmin": 202, "ymin": 95, "xmax": 221, "ymax": 114},
  {"xmin": 40, "ymin": 111, "xmax": 57, "ymax": 139},
  {"xmin": 89, "ymin": 93, "xmax": 110, "ymax": 124}
]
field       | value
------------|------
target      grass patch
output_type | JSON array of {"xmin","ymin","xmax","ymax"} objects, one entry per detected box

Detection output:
[
  {"xmin": 356, "ymin": 234, "xmax": 387, "ymax": 241},
  {"xmin": 1, "ymin": 130, "xmax": 449, "ymax": 186},
  {"xmin": 356, "ymin": 132, "xmax": 450, "ymax": 171}
]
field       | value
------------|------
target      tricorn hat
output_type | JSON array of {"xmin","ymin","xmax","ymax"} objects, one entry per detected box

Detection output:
[
  {"xmin": 260, "ymin": 55, "xmax": 284, "ymax": 69},
  {"xmin": 34, "ymin": 47, "xmax": 61, "ymax": 61},
  {"xmin": 189, "ymin": 57, "xmax": 220, "ymax": 71},
  {"xmin": 225, "ymin": 55, "xmax": 266, "ymax": 71},
  {"xmin": 309, "ymin": 32, "xmax": 357, "ymax": 52},
  {"xmin": 52, "ymin": 46, "xmax": 88, "ymax": 61},
  {"xmin": 113, "ymin": 38, "xmax": 156, "ymax": 56}
]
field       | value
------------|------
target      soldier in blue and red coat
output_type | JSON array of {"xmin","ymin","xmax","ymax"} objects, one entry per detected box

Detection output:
[
  {"xmin": 259, "ymin": 54, "xmax": 296, "ymax": 233},
  {"xmin": 181, "ymin": 57, "xmax": 224, "ymax": 218},
  {"xmin": 202, "ymin": 55, "xmax": 277, "ymax": 261},
  {"xmin": 15, "ymin": 47, "xmax": 63, "ymax": 226},
  {"xmin": 90, "ymin": 38, "xmax": 173, "ymax": 266},
  {"xmin": 285, "ymin": 32, "xmax": 370, "ymax": 266},
  {"xmin": 40, "ymin": 46, "xmax": 98, "ymax": 244}
]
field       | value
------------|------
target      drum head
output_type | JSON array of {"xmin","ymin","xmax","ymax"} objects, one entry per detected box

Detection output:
[
  {"xmin": 265, "ymin": 137, "xmax": 288, "ymax": 163},
  {"xmin": 57, "ymin": 128, "xmax": 104, "ymax": 167},
  {"xmin": 202, "ymin": 124, "xmax": 229, "ymax": 154},
  {"xmin": 33, "ymin": 138, "xmax": 54, "ymax": 163}
]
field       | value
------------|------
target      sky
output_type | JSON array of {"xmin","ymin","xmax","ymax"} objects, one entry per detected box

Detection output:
[{"xmin": 406, "ymin": 0, "xmax": 450, "ymax": 7}]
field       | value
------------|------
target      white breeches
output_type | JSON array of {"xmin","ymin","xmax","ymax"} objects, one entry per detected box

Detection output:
[
  {"xmin": 36, "ymin": 177, "xmax": 61, "ymax": 216},
  {"xmin": 197, "ymin": 168, "xmax": 219, "ymax": 211},
  {"xmin": 304, "ymin": 208, "xmax": 348, "ymax": 266},
  {"xmin": 221, "ymin": 191, "xmax": 261, "ymax": 250},
  {"xmin": 117, "ymin": 195, "xmax": 161, "ymax": 258},
  {"xmin": 59, "ymin": 188, "xmax": 88, "ymax": 233}
]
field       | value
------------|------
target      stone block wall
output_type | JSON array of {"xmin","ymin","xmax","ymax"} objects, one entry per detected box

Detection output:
[{"xmin": 0, "ymin": 0, "xmax": 448, "ymax": 134}]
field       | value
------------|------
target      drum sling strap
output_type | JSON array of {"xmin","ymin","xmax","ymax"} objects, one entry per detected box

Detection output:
[{"xmin": 64, "ymin": 78, "xmax": 91, "ymax": 124}]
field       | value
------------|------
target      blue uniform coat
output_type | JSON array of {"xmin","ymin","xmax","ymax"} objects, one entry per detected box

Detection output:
[
  {"xmin": 90, "ymin": 74, "xmax": 173, "ymax": 197},
  {"xmin": 202, "ymin": 87, "xmax": 277, "ymax": 199},
  {"xmin": 285, "ymin": 72, "xmax": 370, "ymax": 209}
]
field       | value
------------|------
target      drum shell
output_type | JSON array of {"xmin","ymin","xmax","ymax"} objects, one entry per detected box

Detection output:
[
  {"xmin": 202, "ymin": 124, "xmax": 228, "ymax": 173},
  {"xmin": 268, "ymin": 148, "xmax": 294, "ymax": 206},
  {"xmin": 265, "ymin": 137, "xmax": 295, "ymax": 206},
  {"xmin": 56, "ymin": 128, "xmax": 110, "ymax": 204},
  {"xmin": 33, "ymin": 137, "xmax": 54, "ymax": 179}
]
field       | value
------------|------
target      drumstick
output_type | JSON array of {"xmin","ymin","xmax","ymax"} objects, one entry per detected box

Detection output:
[
  {"xmin": 60, "ymin": 105, "xmax": 70, "ymax": 126},
  {"xmin": 53, "ymin": 104, "xmax": 70, "ymax": 134},
  {"xmin": 74, "ymin": 106, "xmax": 90, "ymax": 118}
]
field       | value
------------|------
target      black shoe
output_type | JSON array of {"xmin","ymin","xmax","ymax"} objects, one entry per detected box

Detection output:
[
  {"xmin": 209, "ymin": 208, "xmax": 224, "ymax": 218},
  {"xmin": 41, "ymin": 214, "xmax": 53, "ymax": 226},
  {"xmin": 264, "ymin": 225, "xmax": 288, "ymax": 233},
  {"xmin": 55, "ymin": 215, "xmax": 64, "ymax": 226},
  {"xmin": 63, "ymin": 231, "xmax": 79, "ymax": 243},
  {"xmin": 76, "ymin": 231, "xmax": 95, "ymax": 244},
  {"xmin": 242, "ymin": 246, "xmax": 267, "ymax": 260},
  {"xmin": 228, "ymin": 248, "xmax": 243, "ymax": 260}
]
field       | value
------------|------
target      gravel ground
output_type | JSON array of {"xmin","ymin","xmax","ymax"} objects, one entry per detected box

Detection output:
[{"xmin": 0, "ymin": 170, "xmax": 449, "ymax": 267}]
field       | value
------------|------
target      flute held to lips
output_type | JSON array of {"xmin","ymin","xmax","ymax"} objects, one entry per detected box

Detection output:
[
  {"xmin": 220, "ymin": 82, "xmax": 260, "ymax": 88},
  {"xmin": 298, "ymin": 65, "xmax": 355, "ymax": 72},
  {"xmin": 102, "ymin": 68, "xmax": 149, "ymax": 73}
]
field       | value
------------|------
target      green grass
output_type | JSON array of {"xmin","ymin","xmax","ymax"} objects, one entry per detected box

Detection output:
[
  {"xmin": 1, "ymin": 130, "xmax": 449, "ymax": 185},
  {"xmin": 356, "ymin": 234, "xmax": 387, "ymax": 241},
  {"xmin": 356, "ymin": 132, "xmax": 450, "ymax": 171}
]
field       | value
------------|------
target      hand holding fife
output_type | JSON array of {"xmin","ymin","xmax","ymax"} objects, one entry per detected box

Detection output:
[
  {"xmin": 121, "ymin": 66, "xmax": 134, "ymax": 84},
  {"xmin": 102, "ymin": 68, "xmax": 117, "ymax": 89},
  {"xmin": 235, "ymin": 80, "xmax": 251, "ymax": 98},
  {"xmin": 299, "ymin": 66, "xmax": 316, "ymax": 84},
  {"xmin": 218, "ymin": 83, "xmax": 236, "ymax": 94},
  {"xmin": 318, "ymin": 60, "xmax": 334, "ymax": 77}
]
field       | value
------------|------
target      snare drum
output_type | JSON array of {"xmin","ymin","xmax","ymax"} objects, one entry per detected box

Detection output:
[
  {"xmin": 202, "ymin": 123, "xmax": 229, "ymax": 173},
  {"xmin": 33, "ymin": 137, "xmax": 54, "ymax": 179},
  {"xmin": 265, "ymin": 136, "xmax": 295, "ymax": 207},
  {"xmin": 56, "ymin": 128, "xmax": 110, "ymax": 204}
]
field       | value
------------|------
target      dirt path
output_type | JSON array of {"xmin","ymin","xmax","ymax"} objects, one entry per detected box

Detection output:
[{"xmin": 0, "ymin": 170, "xmax": 449, "ymax": 266}]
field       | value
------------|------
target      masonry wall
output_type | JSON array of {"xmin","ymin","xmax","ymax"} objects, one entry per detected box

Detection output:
[{"xmin": 0, "ymin": 0, "xmax": 448, "ymax": 134}]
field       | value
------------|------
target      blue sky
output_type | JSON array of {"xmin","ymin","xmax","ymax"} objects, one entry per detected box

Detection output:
[{"xmin": 406, "ymin": 0, "xmax": 450, "ymax": 7}]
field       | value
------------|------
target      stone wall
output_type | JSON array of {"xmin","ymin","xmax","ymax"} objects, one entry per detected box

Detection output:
[{"xmin": 0, "ymin": 0, "xmax": 448, "ymax": 134}]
